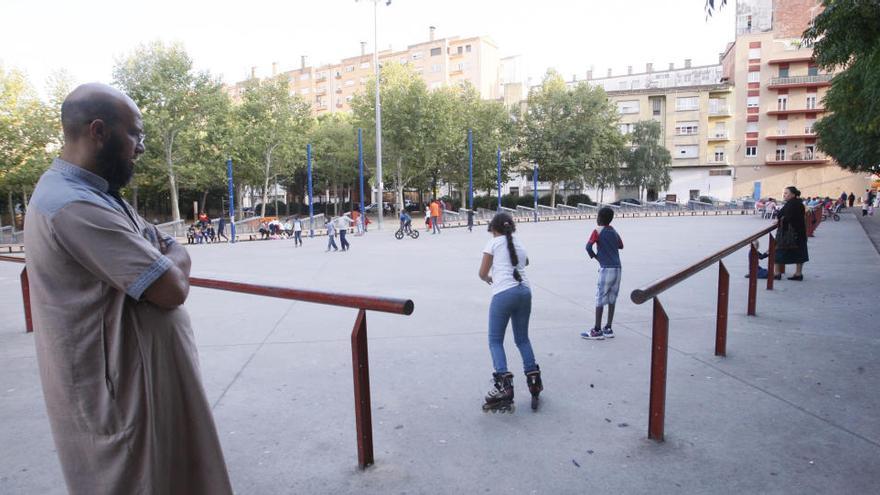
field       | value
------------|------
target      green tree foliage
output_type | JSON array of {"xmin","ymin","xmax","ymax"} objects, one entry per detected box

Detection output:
[
  {"xmin": 0, "ymin": 66, "xmax": 58, "ymax": 225},
  {"xmin": 803, "ymin": 0, "xmax": 880, "ymax": 174},
  {"xmin": 518, "ymin": 70, "xmax": 625, "ymax": 206},
  {"xmin": 625, "ymin": 120, "xmax": 672, "ymax": 201},
  {"xmin": 309, "ymin": 113, "xmax": 359, "ymax": 215},
  {"xmin": 235, "ymin": 75, "xmax": 313, "ymax": 217},
  {"xmin": 114, "ymin": 41, "xmax": 229, "ymax": 222}
]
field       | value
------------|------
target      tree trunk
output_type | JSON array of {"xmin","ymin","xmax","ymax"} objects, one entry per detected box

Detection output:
[
  {"xmin": 599, "ymin": 187, "xmax": 605, "ymax": 205},
  {"xmin": 396, "ymin": 158, "xmax": 405, "ymax": 213},
  {"xmin": 549, "ymin": 182, "xmax": 557, "ymax": 208},
  {"xmin": 201, "ymin": 190, "xmax": 209, "ymax": 216},
  {"xmin": 7, "ymin": 191, "xmax": 14, "ymax": 229},
  {"xmin": 22, "ymin": 186, "xmax": 29, "ymax": 213},
  {"xmin": 261, "ymin": 151, "xmax": 272, "ymax": 218},
  {"xmin": 165, "ymin": 134, "xmax": 181, "ymax": 223}
]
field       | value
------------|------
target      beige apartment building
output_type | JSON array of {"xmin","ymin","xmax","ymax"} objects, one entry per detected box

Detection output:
[
  {"xmin": 725, "ymin": 0, "xmax": 866, "ymax": 200},
  {"xmin": 228, "ymin": 28, "xmax": 504, "ymax": 115},
  {"xmin": 553, "ymin": 0, "xmax": 866, "ymax": 203}
]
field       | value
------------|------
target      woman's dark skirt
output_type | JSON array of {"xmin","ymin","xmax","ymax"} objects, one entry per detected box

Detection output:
[{"xmin": 775, "ymin": 238, "xmax": 809, "ymax": 264}]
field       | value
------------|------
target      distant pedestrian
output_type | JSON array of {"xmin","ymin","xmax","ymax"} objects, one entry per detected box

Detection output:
[
  {"xmin": 863, "ymin": 190, "xmax": 871, "ymax": 217},
  {"xmin": 325, "ymin": 218, "xmax": 338, "ymax": 251},
  {"xmin": 293, "ymin": 217, "xmax": 303, "ymax": 247},
  {"xmin": 848, "ymin": 192, "xmax": 856, "ymax": 208},
  {"xmin": 217, "ymin": 216, "xmax": 229, "ymax": 242},
  {"xmin": 478, "ymin": 213, "xmax": 542, "ymax": 412},
  {"xmin": 839, "ymin": 191, "xmax": 847, "ymax": 208},
  {"xmin": 582, "ymin": 207, "xmax": 623, "ymax": 340},
  {"xmin": 439, "ymin": 199, "xmax": 447, "ymax": 227},
  {"xmin": 339, "ymin": 219, "xmax": 350, "ymax": 251},
  {"xmin": 468, "ymin": 208, "xmax": 475, "ymax": 232},
  {"xmin": 430, "ymin": 200, "xmax": 441, "ymax": 234},
  {"xmin": 425, "ymin": 205, "xmax": 432, "ymax": 232}
]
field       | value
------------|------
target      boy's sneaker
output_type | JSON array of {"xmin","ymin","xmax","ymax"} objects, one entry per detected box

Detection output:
[
  {"xmin": 581, "ymin": 328, "xmax": 605, "ymax": 340},
  {"xmin": 602, "ymin": 326, "xmax": 614, "ymax": 338}
]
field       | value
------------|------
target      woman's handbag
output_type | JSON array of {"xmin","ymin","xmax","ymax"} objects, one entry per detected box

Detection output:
[{"xmin": 776, "ymin": 224, "xmax": 798, "ymax": 250}]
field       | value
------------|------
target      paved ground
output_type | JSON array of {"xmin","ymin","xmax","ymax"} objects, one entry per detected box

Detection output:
[
  {"xmin": 1, "ymin": 212, "xmax": 878, "ymax": 494},
  {"xmin": 856, "ymin": 207, "xmax": 880, "ymax": 254}
]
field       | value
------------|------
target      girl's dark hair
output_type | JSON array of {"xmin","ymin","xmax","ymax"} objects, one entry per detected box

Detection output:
[
  {"xmin": 488, "ymin": 213, "xmax": 522, "ymax": 283},
  {"xmin": 786, "ymin": 186, "xmax": 801, "ymax": 197}
]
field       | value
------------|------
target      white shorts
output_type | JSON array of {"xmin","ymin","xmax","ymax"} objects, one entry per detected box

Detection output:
[{"xmin": 596, "ymin": 267, "xmax": 622, "ymax": 306}]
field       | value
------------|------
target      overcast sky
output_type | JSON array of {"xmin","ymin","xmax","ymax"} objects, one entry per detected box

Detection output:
[{"xmin": 2, "ymin": 0, "xmax": 735, "ymax": 97}]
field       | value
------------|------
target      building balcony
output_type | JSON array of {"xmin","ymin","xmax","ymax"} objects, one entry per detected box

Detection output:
[
  {"xmin": 707, "ymin": 155, "xmax": 729, "ymax": 165},
  {"xmin": 765, "ymin": 127, "xmax": 817, "ymax": 140},
  {"xmin": 767, "ymin": 56, "xmax": 814, "ymax": 65},
  {"xmin": 708, "ymin": 106, "xmax": 731, "ymax": 117},
  {"xmin": 765, "ymin": 152, "xmax": 829, "ymax": 165},
  {"xmin": 708, "ymin": 131, "xmax": 730, "ymax": 141},
  {"xmin": 767, "ymin": 74, "xmax": 833, "ymax": 89},
  {"xmin": 766, "ymin": 107, "xmax": 825, "ymax": 116}
]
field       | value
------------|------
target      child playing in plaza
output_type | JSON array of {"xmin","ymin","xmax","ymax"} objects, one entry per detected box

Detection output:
[
  {"xmin": 743, "ymin": 240, "xmax": 769, "ymax": 279},
  {"xmin": 582, "ymin": 207, "xmax": 623, "ymax": 340}
]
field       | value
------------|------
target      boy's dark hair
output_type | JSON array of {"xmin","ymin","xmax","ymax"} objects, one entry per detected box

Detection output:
[
  {"xmin": 488, "ymin": 213, "xmax": 522, "ymax": 283},
  {"xmin": 597, "ymin": 207, "xmax": 615, "ymax": 226}
]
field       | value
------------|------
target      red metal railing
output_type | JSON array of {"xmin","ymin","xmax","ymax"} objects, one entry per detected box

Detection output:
[
  {"xmin": 0, "ymin": 253, "xmax": 413, "ymax": 470},
  {"xmin": 629, "ymin": 223, "xmax": 778, "ymax": 441}
]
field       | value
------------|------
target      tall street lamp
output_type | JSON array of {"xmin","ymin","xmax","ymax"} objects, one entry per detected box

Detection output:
[{"xmin": 358, "ymin": 0, "xmax": 391, "ymax": 230}]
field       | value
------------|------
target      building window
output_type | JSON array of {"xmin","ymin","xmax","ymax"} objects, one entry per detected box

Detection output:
[
  {"xmin": 618, "ymin": 81, "xmax": 628, "ymax": 90},
  {"xmin": 360, "ymin": 62, "xmax": 370, "ymax": 69},
  {"xmin": 805, "ymin": 118, "xmax": 816, "ymax": 134},
  {"xmin": 411, "ymin": 52, "xmax": 423, "ymax": 60},
  {"xmin": 778, "ymin": 67, "xmax": 789, "ymax": 78},
  {"xmin": 344, "ymin": 65, "xmax": 355, "ymax": 73},
  {"xmin": 709, "ymin": 169, "xmax": 732, "ymax": 176},
  {"xmin": 344, "ymin": 80, "xmax": 354, "ymax": 87},
  {"xmin": 747, "ymin": 96, "xmax": 759, "ymax": 108},
  {"xmin": 617, "ymin": 100, "xmax": 640, "ymax": 114},
  {"xmin": 709, "ymin": 98, "xmax": 728, "ymax": 114},
  {"xmin": 465, "ymin": 44, "xmax": 472, "ymax": 53},
  {"xmin": 775, "ymin": 146, "xmax": 786, "ymax": 161},
  {"xmin": 747, "ymin": 71, "xmax": 760, "ymax": 83},
  {"xmin": 808, "ymin": 65, "xmax": 819, "ymax": 76},
  {"xmin": 675, "ymin": 96, "xmax": 698, "ymax": 111},
  {"xmin": 457, "ymin": 46, "xmax": 463, "ymax": 54},
  {"xmin": 456, "ymin": 62, "xmax": 469, "ymax": 71},
  {"xmin": 748, "ymin": 47, "xmax": 761, "ymax": 59},
  {"xmin": 359, "ymin": 77, "xmax": 368, "ymax": 85},
  {"xmin": 805, "ymin": 145, "xmax": 815, "ymax": 159},
  {"xmin": 300, "ymin": 73, "xmax": 310, "ymax": 81},
  {"xmin": 652, "ymin": 99, "xmax": 662, "ymax": 116},
  {"xmin": 746, "ymin": 121, "xmax": 759, "ymax": 133},
  {"xmin": 777, "ymin": 95, "xmax": 788, "ymax": 111},
  {"xmin": 713, "ymin": 146, "xmax": 726, "ymax": 163},
  {"xmin": 509, "ymin": 187, "xmax": 519, "ymax": 196},
  {"xmin": 345, "ymin": 95, "xmax": 353, "ymax": 102},
  {"xmin": 675, "ymin": 121, "xmax": 699, "ymax": 135},
  {"xmin": 745, "ymin": 146, "xmax": 757, "ymax": 157},
  {"xmin": 431, "ymin": 63, "xmax": 442, "ymax": 73},
  {"xmin": 619, "ymin": 123, "xmax": 634, "ymax": 134},
  {"xmin": 806, "ymin": 95, "xmax": 817, "ymax": 109},
  {"xmin": 777, "ymin": 120, "xmax": 788, "ymax": 135},
  {"xmin": 430, "ymin": 47, "xmax": 441, "ymax": 56},
  {"xmin": 675, "ymin": 145, "xmax": 699, "ymax": 159}
]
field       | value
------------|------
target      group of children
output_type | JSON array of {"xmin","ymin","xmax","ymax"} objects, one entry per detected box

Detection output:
[{"xmin": 478, "ymin": 207, "xmax": 623, "ymax": 413}]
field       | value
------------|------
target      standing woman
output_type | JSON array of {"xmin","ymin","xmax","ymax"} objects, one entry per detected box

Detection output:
[
  {"xmin": 774, "ymin": 186, "xmax": 809, "ymax": 280},
  {"xmin": 478, "ymin": 213, "xmax": 543, "ymax": 412}
]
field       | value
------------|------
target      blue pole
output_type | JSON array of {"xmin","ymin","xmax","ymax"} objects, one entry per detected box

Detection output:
[
  {"xmin": 468, "ymin": 129, "xmax": 474, "ymax": 212},
  {"xmin": 307, "ymin": 143, "xmax": 314, "ymax": 237},
  {"xmin": 496, "ymin": 148, "xmax": 502, "ymax": 210},
  {"xmin": 358, "ymin": 128, "xmax": 365, "ymax": 223},
  {"xmin": 226, "ymin": 158, "xmax": 236, "ymax": 243},
  {"xmin": 533, "ymin": 164, "xmax": 538, "ymax": 223}
]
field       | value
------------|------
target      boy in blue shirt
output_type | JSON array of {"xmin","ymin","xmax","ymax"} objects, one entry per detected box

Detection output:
[{"xmin": 582, "ymin": 207, "xmax": 623, "ymax": 340}]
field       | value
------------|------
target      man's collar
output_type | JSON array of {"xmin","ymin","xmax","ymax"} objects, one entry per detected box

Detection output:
[{"xmin": 51, "ymin": 158, "xmax": 109, "ymax": 192}]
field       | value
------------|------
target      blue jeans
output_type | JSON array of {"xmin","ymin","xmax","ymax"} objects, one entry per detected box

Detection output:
[{"xmin": 488, "ymin": 284, "xmax": 537, "ymax": 374}]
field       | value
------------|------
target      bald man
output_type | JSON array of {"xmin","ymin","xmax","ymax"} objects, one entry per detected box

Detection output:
[{"xmin": 24, "ymin": 83, "xmax": 232, "ymax": 495}]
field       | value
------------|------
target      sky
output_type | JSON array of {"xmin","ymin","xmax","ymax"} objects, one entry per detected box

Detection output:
[{"xmin": 1, "ymin": 0, "xmax": 735, "ymax": 98}]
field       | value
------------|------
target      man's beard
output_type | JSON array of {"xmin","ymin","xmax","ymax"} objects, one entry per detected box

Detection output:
[{"xmin": 95, "ymin": 134, "xmax": 134, "ymax": 191}]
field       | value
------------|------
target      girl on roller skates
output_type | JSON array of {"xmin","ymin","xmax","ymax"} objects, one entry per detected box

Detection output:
[{"xmin": 478, "ymin": 213, "xmax": 543, "ymax": 412}]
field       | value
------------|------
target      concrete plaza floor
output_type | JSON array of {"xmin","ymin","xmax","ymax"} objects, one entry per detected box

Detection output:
[{"xmin": 1, "ymin": 212, "xmax": 878, "ymax": 494}]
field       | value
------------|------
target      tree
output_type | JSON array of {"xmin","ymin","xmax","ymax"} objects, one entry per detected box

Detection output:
[
  {"xmin": 309, "ymin": 113, "xmax": 359, "ymax": 215},
  {"xmin": 803, "ymin": 0, "xmax": 880, "ymax": 174},
  {"xmin": 235, "ymin": 75, "xmax": 313, "ymax": 217},
  {"xmin": 519, "ymin": 70, "xmax": 624, "ymax": 207},
  {"xmin": 625, "ymin": 120, "xmax": 672, "ymax": 201},
  {"xmin": 351, "ymin": 63, "xmax": 434, "ymax": 212},
  {"xmin": 114, "ymin": 41, "xmax": 227, "ymax": 222},
  {"xmin": 0, "ymin": 66, "xmax": 58, "ymax": 226}
]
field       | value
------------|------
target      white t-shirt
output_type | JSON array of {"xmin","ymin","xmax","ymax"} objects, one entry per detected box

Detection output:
[{"xmin": 482, "ymin": 235, "xmax": 530, "ymax": 295}]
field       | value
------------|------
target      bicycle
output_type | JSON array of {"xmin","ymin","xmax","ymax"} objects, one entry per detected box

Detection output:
[{"xmin": 394, "ymin": 225, "xmax": 420, "ymax": 240}]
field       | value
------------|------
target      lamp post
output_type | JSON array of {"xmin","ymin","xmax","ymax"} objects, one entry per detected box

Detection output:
[
  {"xmin": 358, "ymin": 0, "xmax": 391, "ymax": 230},
  {"xmin": 533, "ymin": 163, "xmax": 539, "ymax": 223}
]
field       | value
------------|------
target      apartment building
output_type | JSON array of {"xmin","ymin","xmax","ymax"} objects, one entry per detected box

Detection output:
[
  {"xmin": 726, "ymin": 0, "xmax": 865, "ymax": 200},
  {"xmin": 228, "ymin": 28, "xmax": 506, "ymax": 115},
  {"xmin": 592, "ymin": 62, "xmax": 736, "ymax": 202}
]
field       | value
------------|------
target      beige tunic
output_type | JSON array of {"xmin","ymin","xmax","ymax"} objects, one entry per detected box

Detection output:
[{"xmin": 24, "ymin": 159, "xmax": 232, "ymax": 495}]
